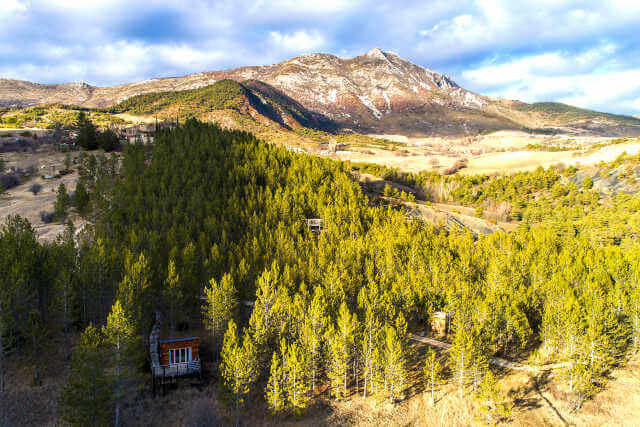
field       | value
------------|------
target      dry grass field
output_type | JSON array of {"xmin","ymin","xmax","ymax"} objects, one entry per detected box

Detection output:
[
  {"xmin": 337, "ymin": 132, "xmax": 640, "ymax": 175},
  {"xmin": 0, "ymin": 150, "xmax": 83, "ymax": 240}
]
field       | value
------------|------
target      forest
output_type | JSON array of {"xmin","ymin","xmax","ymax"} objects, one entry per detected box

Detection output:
[{"xmin": 1, "ymin": 120, "xmax": 639, "ymax": 425}]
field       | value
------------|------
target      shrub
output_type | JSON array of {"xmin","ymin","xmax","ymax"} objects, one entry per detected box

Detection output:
[
  {"xmin": 40, "ymin": 210, "xmax": 54, "ymax": 223},
  {"xmin": 29, "ymin": 183, "xmax": 43, "ymax": 195},
  {"xmin": 443, "ymin": 159, "xmax": 468, "ymax": 175}
]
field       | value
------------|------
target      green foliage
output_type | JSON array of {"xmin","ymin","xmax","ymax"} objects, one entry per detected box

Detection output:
[
  {"xmin": 423, "ymin": 348, "xmax": 442, "ymax": 406},
  {"xmin": 377, "ymin": 315, "xmax": 408, "ymax": 403},
  {"xmin": 103, "ymin": 300, "xmax": 137, "ymax": 426},
  {"xmin": 283, "ymin": 340, "xmax": 311, "ymax": 416},
  {"xmin": 220, "ymin": 320, "xmax": 257, "ymax": 419},
  {"xmin": 4, "ymin": 119, "xmax": 640, "ymax": 419},
  {"xmin": 583, "ymin": 175, "xmax": 593, "ymax": 190},
  {"xmin": 326, "ymin": 302, "xmax": 357, "ymax": 399},
  {"xmin": 76, "ymin": 112, "xmax": 98, "ymax": 150},
  {"xmin": 514, "ymin": 102, "xmax": 640, "ymax": 126},
  {"xmin": 73, "ymin": 180, "xmax": 90, "ymax": 215},
  {"xmin": 60, "ymin": 324, "xmax": 113, "ymax": 426},
  {"xmin": 202, "ymin": 273, "xmax": 237, "ymax": 354},
  {"xmin": 109, "ymin": 80, "xmax": 246, "ymax": 118},
  {"xmin": 265, "ymin": 351, "xmax": 286, "ymax": 418},
  {"xmin": 54, "ymin": 183, "xmax": 71, "ymax": 220}
]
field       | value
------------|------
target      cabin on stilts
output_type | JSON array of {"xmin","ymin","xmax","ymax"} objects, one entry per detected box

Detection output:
[
  {"xmin": 150, "ymin": 311, "xmax": 201, "ymax": 395},
  {"xmin": 304, "ymin": 218, "xmax": 324, "ymax": 234}
]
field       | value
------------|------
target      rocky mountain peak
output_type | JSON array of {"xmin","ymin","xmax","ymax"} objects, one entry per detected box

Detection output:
[{"xmin": 365, "ymin": 47, "xmax": 389, "ymax": 61}]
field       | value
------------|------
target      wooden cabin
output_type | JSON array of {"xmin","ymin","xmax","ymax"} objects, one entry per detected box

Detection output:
[
  {"xmin": 431, "ymin": 311, "xmax": 449, "ymax": 336},
  {"xmin": 304, "ymin": 218, "xmax": 324, "ymax": 234},
  {"xmin": 154, "ymin": 337, "xmax": 201, "ymax": 378}
]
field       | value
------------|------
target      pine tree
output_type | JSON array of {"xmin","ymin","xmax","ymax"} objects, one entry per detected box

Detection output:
[
  {"xmin": 27, "ymin": 309, "xmax": 45, "ymax": 386},
  {"xmin": 283, "ymin": 341, "xmax": 311, "ymax": 416},
  {"xmin": 75, "ymin": 112, "xmax": 98, "ymax": 150},
  {"xmin": 378, "ymin": 318, "xmax": 407, "ymax": 404},
  {"xmin": 54, "ymin": 183, "xmax": 71, "ymax": 220},
  {"xmin": 299, "ymin": 288, "xmax": 328, "ymax": 394},
  {"xmin": 203, "ymin": 273, "xmax": 237, "ymax": 358},
  {"xmin": 265, "ymin": 351, "xmax": 286, "ymax": 422},
  {"xmin": 73, "ymin": 179, "xmax": 90, "ymax": 216},
  {"xmin": 450, "ymin": 318, "xmax": 486, "ymax": 396},
  {"xmin": 423, "ymin": 347, "xmax": 442, "ymax": 406},
  {"xmin": 60, "ymin": 324, "xmax": 113, "ymax": 426},
  {"xmin": 326, "ymin": 302, "xmax": 356, "ymax": 399},
  {"xmin": 358, "ymin": 284, "xmax": 382, "ymax": 397},
  {"xmin": 220, "ymin": 320, "xmax": 256, "ymax": 427},
  {"xmin": 164, "ymin": 259, "xmax": 182, "ymax": 334},
  {"xmin": 117, "ymin": 251, "xmax": 151, "ymax": 335},
  {"xmin": 103, "ymin": 300, "xmax": 136, "ymax": 427}
]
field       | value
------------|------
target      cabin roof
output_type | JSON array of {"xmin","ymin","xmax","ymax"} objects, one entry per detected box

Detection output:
[{"xmin": 159, "ymin": 336, "xmax": 199, "ymax": 344}]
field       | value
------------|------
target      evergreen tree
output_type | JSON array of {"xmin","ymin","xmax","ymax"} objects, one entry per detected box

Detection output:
[
  {"xmin": 220, "ymin": 320, "xmax": 256, "ymax": 427},
  {"xmin": 265, "ymin": 351, "xmax": 286, "ymax": 422},
  {"xmin": 117, "ymin": 252, "xmax": 152, "ymax": 335},
  {"xmin": 103, "ymin": 300, "xmax": 136, "ymax": 427},
  {"xmin": 326, "ymin": 302, "xmax": 356, "ymax": 399},
  {"xmin": 60, "ymin": 324, "xmax": 113, "ymax": 426},
  {"xmin": 27, "ymin": 309, "xmax": 45, "ymax": 386},
  {"xmin": 299, "ymin": 287, "xmax": 328, "ymax": 394},
  {"xmin": 283, "ymin": 341, "xmax": 311, "ymax": 416},
  {"xmin": 164, "ymin": 259, "xmax": 182, "ymax": 334},
  {"xmin": 378, "ymin": 317, "xmax": 407, "ymax": 403},
  {"xmin": 54, "ymin": 183, "xmax": 71, "ymax": 220},
  {"xmin": 97, "ymin": 129, "xmax": 120, "ymax": 152},
  {"xmin": 73, "ymin": 180, "xmax": 90, "ymax": 216},
  {"xmin": 423, "ymin": 347, "xmax": 442, "ymax": 406},
  {"xmin": 75, "ymin": 112, "xmax": 98, "ymax": 150},
  {"xmin": 203, "ymin": 273, "xmax": 237, "ymax": 358}
]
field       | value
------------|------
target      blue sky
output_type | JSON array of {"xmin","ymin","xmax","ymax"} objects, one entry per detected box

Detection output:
[{"xmin": 1, "ymin": 0, "xmax": 639, "ymax": 115}]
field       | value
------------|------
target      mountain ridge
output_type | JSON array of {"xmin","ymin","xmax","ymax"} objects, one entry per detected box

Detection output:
[{"xmin": 2, "ymin": 49, "xmax": 640, "ymax": 136}]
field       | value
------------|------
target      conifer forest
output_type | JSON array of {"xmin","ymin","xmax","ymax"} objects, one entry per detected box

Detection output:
[{"xmin": 1, "ymin": 120, "xmax": 640, "ymax": 425}]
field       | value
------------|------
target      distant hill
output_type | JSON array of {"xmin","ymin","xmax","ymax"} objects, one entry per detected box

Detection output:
[
  {"xmin": 106, "ymin": 79, "xmax": 335, "ymax": 132},
  {"xmin": 2, "ymin": 49, "xmax": 640, "ymax": 136}
]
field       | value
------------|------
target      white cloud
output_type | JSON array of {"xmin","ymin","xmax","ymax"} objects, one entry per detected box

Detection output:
[
  {"xmin": 269, "ymin": 30, "xmax": 325, "ymax": 52},
  {"xmin": 461, "ymin": 47, "xmax": 640, "ymax": 114},
  {"xmin": 0, "ymin": 0, "xmax": 27, "ymax": 20}
]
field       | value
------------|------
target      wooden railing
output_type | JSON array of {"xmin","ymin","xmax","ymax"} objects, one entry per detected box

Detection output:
[{"xmin": 153, "ymin": 359, "xmax": 201, "ymax": 377}]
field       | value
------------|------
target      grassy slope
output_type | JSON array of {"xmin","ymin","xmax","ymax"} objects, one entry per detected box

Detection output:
[
  {"xmin": 108, "ymin": 79, "xmax": 247, "ymax": 117},
  {"xmin": 0, "ymin": 104, "xmax": 126, "ymax": 128},
  {"xmin": 514, "ymin": 101, "xmax": 640, "ymax": 126}
]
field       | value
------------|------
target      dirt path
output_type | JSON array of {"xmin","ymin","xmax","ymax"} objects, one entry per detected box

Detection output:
[
  {"xmin": 356, "ymin": 172, "xmax": 505, "ymax": 235},
  {"xmin": 409, "ymin": 334, "xmax": 568, "ymax": 373}
]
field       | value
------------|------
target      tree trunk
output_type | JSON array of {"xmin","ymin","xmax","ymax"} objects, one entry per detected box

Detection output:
[{"xmin": 0, "ymin": 314, "xmax": 4, "ymax": 394}]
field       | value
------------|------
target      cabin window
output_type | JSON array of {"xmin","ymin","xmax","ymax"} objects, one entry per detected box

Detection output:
[{"xmin": 168, "ymin": 346, "xmax": 192, "ymax": 365}]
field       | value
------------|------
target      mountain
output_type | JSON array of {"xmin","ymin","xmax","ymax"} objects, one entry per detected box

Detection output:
[{"xmin": 2, "ymin": 48, "xmax": 640, "ymax": 136}]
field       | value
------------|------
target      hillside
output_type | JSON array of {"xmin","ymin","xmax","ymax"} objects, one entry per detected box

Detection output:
[
  {"xmin": 3, "ymin": 49, "xmax": 640, "ymax": 136},
  {"xmin": 107, "ymin": 79, "xmax": 335, "ymax": 132}
]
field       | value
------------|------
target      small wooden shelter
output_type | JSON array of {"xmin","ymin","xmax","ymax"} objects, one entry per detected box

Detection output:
[
  {"xmin": 431, "ymin": 311, "xmax": 449, "ymax": 336},
  {"xmin": 304, "ymin": 218, "xmax": 324, "ymax": 234},
  {"xmin": 150, "ymin": 311, "xmax": 201, "ymax": 395}
]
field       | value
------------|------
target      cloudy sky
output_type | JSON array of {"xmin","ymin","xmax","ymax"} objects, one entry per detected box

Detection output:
[{"xmin": 2, "ymin": 0, "xmax": 639, "ymax": 115}]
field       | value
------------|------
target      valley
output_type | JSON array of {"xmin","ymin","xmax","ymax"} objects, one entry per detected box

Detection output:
[{"xmin": 2, "ymin": 47, "xmax": 640, "ymax": 427}]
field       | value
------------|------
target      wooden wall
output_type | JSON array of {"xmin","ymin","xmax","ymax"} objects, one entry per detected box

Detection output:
[{"xmin": 159, "ymin": 340, "xmax": 199, "ymax": 365}]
